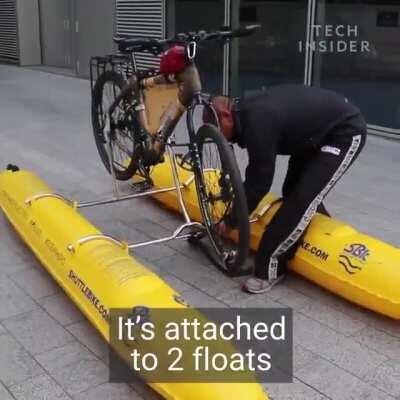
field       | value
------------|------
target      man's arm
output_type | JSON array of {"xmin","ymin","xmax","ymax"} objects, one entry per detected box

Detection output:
[
  {"xmin": 244, "ymin": 150, "xmax": 276, "ymax": 215},
  {"xmin": 241, "ymin": 101, "xmax": 279, "ymax": 215},
  {"xmin": 223, "ymin": 141, "xmax": 276, "ymax": 229},
  {"xmin": 224, "ymin": 99, "xmax": 279, "ymax": 227}
]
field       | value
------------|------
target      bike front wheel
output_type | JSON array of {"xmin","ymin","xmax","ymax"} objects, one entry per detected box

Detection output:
[{"xmin": 194, "ymin": 124, "xmax": 250, "ymax": 273}]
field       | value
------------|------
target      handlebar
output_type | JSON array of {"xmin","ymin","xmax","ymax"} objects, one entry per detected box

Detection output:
[
  {"xmin": 231, "ymin": 24, "xmax": 261, "ymax": 38},
  {"xmin": 114, "ymin": 25, "xmax": 261, "ymax": 55},
  {"xmin": 168, "ymin": 24, "xmax": 261, "ymax": 45}
]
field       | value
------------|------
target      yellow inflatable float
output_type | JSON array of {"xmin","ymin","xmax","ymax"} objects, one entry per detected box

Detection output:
[
  {"xmin": 140, "ymin": 157, "xmax": 400, "ymax": 320},
  {"xmin": 0, "ymin": 168, "xmax": 267, "ymax": 400}
]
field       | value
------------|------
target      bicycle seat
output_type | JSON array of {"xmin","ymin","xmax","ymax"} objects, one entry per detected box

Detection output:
[{"xmin": 113, "ymin": 36, "xmax": 163, "ymax": 55}]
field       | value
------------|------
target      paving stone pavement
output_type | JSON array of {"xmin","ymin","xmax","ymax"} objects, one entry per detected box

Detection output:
[{"xmin": 0, "ymin": 64, "xmax": 399, "ymax": 399}]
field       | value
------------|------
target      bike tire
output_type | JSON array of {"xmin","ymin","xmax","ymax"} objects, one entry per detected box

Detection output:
[
  {"xmin": 195, "ymin": 124, "xmax": 250, "ymax": 273},
  {"xmin": 91, "ymin": 70, "xmax": 138, "ymax": 181}
]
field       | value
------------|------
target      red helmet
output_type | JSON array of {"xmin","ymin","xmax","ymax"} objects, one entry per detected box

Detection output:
[{"xmin": 159, "ymin": 46, "xmax": 190, "ymax": 75}]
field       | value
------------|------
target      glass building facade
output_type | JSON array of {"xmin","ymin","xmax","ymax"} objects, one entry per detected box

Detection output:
[{"xmin": 170, "ymin": 0, "xmax": 400, "ymax": 136}]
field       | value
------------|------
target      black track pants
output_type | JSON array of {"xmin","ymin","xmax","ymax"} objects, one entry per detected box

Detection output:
[{"xmin": 254, "ymin": 131, "xmax": 366, "ymax": 280}]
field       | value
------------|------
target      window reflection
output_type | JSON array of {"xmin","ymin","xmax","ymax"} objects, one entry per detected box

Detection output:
[
  {"xmin": 313, "ymin": 0, "xmax": 400, "ymax": 129},
  {"xmin": 234, "ymin": 0, "xmax": 308, "ymax": 96},
  {"xmin": 175, "ymin": 0, "xmax": 225, "ymax": 94}
]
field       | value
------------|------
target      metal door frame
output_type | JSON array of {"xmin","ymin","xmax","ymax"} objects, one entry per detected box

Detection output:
[
  {"xmin": 304, "ymin": 0, "xmax": 316, "ymax": 86},
  {"xmin": 223, "ymin": 0, "xmax": 231, "ymax": 95}
]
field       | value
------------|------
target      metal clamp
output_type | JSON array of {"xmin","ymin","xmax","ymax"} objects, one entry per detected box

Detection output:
[
  {"xmin": 25, "ymin": 193, "xmax": 75, "ymax": 207},
  {"xmin": 67, "ymin": 234, "xmax": 128, "ymax": 253},
  {"xmin": 129, "ymin": 222, "xmax": 205, "ymax": 249}
]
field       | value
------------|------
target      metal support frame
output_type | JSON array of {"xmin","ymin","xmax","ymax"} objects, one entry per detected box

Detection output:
[
  {"xmin": 128, "ymin": 221, "xmax": 204, "ymax": 249},
  {"xmin": 107, "ymin": 116, "xmax": 120, "ymax": 198},
  {"xmin": 24, "ymin": 136, "xmax": 279, "ymax": 255},
  {"xmin": 25, "ymin": 193, "xmax": 75, "ymax": 207},
  {"xmin": 26, "ymin": 140, "xmax": 208, "ymax": 253},
  {"xmin": 24, "ymin": 139, "xmax": 278, "ymax": 256},
  {"xmin": 67, "ymin": 234, "xmax": 128, "ymax": 253},
  {"xmin": 167, "ymin": 144, "xmax": 191, "ymax": 223}
]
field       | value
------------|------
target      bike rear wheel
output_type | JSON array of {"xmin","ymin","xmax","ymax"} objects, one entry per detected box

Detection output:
[
  {"xmin": 194, "ymin": 124, "xmax": 250, "ymax": 273},
  {"xmin": 91, "ymin": 70, "xmax": 139, "ymax": 181}
]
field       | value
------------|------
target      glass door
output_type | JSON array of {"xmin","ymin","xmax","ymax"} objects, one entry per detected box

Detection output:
[
  {"xmin": 312, "ymin": 0, "xmax": 400, "ymax": 133},
  {"xmin": 230, "ymin": 0, "xmax": 310, "ymax": 97}
]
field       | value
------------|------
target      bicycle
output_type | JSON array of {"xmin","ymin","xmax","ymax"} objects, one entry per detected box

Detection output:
[{"xmin": 90, "ymin": 25, "xmax": 260, "ymax": 274}]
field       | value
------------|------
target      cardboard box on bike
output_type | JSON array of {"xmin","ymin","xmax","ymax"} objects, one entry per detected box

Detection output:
[
  {"xmin": 0, "ymin": 168, "xmax": 267, "ymax": 400},
  {"xmin": 144, "ymin": 84, "xmax": 179, "ymax": 134},
  {"xmin": 139, "ymin": 157, "xmax": 400, "ymax": 320}
]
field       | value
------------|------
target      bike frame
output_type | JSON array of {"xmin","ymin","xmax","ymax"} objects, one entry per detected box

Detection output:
[{"xmin": 70, "ymin": 58, "xmax": 220, "ymax": 252}]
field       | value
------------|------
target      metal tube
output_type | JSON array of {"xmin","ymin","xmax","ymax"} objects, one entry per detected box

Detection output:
[
  {"xmin": 176, "ymin": 64, "xmax": 202, "ymax": 106},
  {"xmin": 107, "ymin": 124, "xmax": 119, "ymax": 199},
  {"xmin": 129, "ymin": 234, "xmax": 192, "ymax": 249},
  {"xmin": 168, "ymin": 145, "xmax": 191, "ymax": 223},
  {"xmin": 67, "ymin": 234, "xmax": 126, "ymax": 253},
  {"xmin": 25, "ymin": 193, "xmax": 74, "ymax": 206},
  {"xmin": 129, "ymin": 222, "xmax": 204, "ymax": 249},
  {"xmin": 77, "ymin": 185, "xmax": 181, "ymax": 209}
]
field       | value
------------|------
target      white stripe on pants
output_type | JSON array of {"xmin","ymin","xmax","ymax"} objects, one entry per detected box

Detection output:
[{"xmin": 267, "ymin": 135, "xmax": 362, "ymax": 281}]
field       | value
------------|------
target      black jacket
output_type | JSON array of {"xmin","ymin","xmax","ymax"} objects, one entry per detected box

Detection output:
[{"xmin": 233, "ymin": 84, "xmax": 365, "ymax": 214}]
